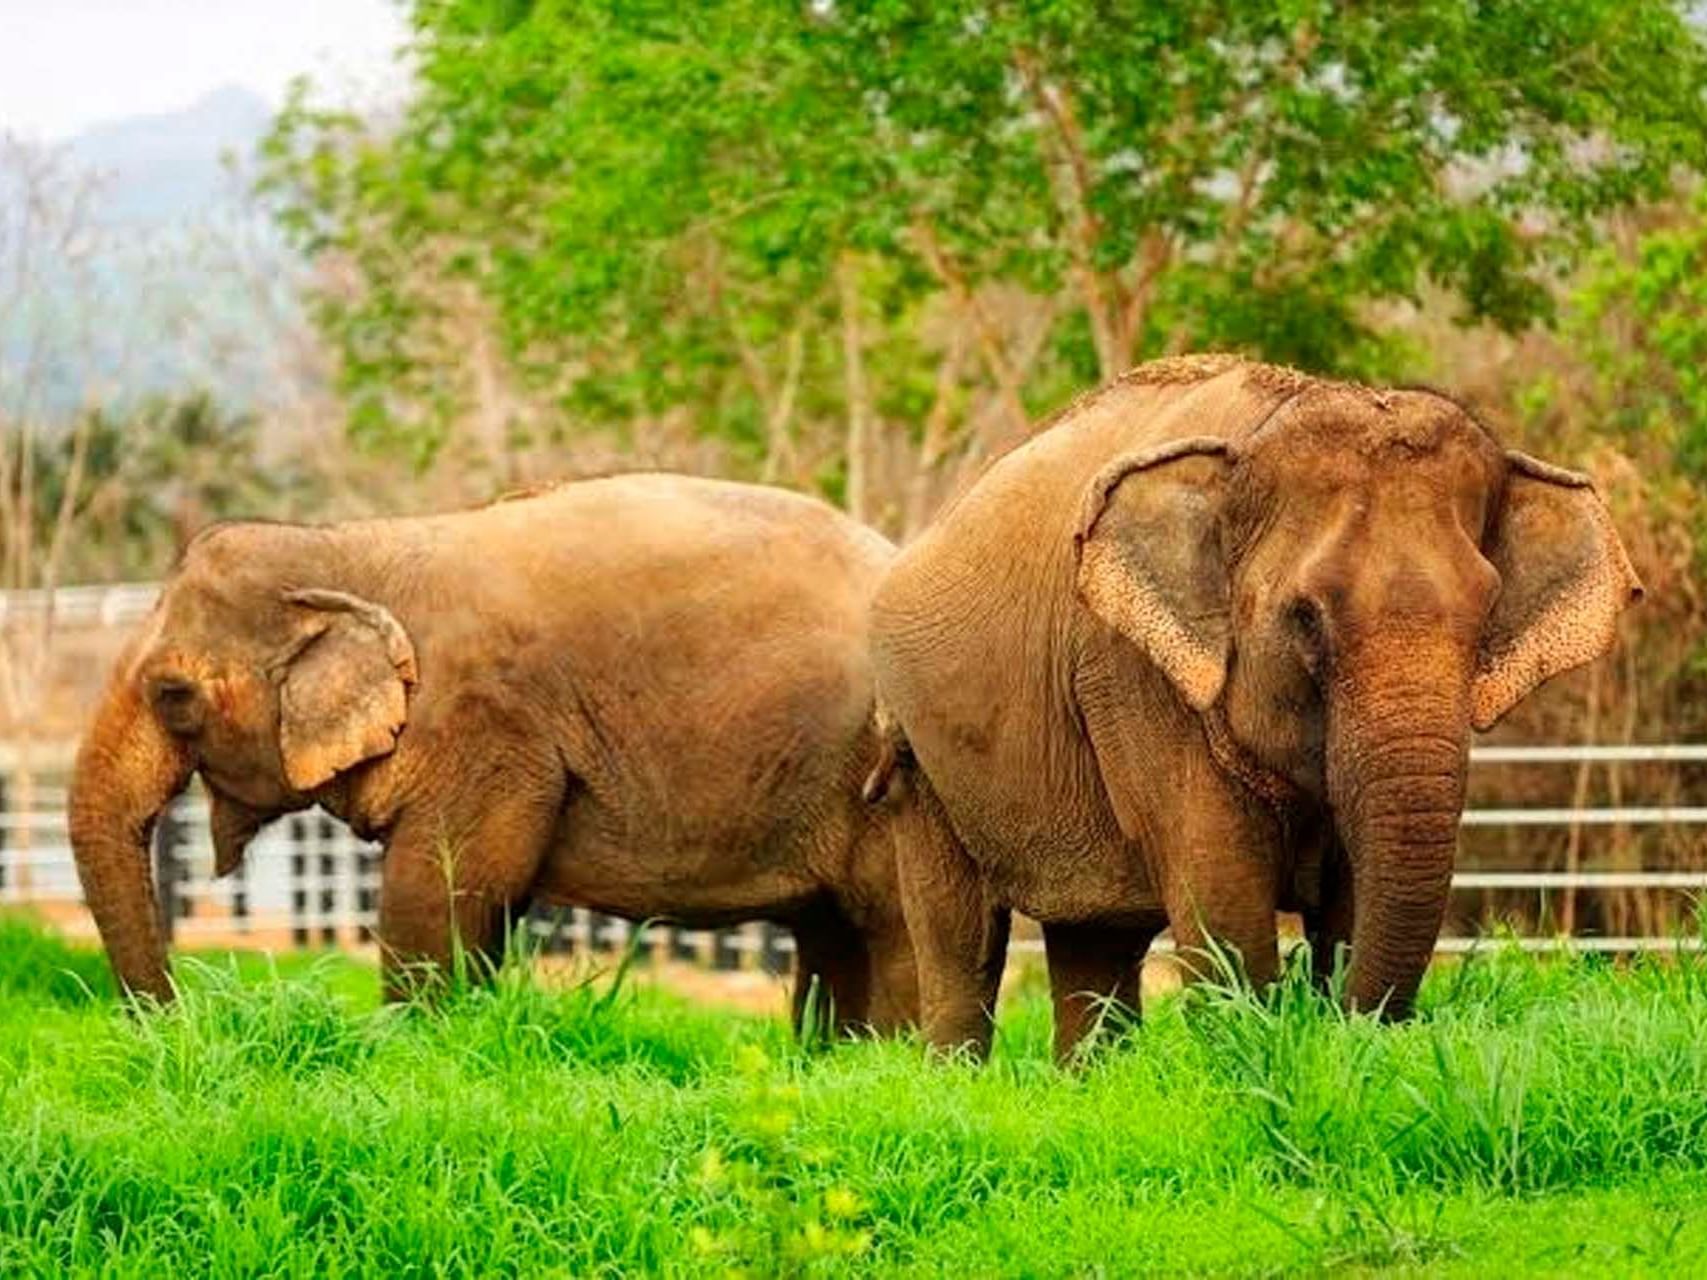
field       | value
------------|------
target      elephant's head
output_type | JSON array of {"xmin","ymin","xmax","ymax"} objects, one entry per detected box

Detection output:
[
  {"xmin": 1074, "ymin": 384, "xmax": 1641, "ymax": 1017},
  {"xmin": 68, "ymin": 524, "xmax": 417, "ymax": 1000}
]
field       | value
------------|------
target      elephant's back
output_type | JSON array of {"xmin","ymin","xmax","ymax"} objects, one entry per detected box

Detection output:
[
  {"xmin": 491, "ymin": 471, "xmax": 893, "ymax": 587},
  {"xmin": 430, "ymin": 472, "xmax": 894, "ymax": 663},
  {"xmin": 504, "ymin": 470, "xmax": 890, "ymax": 715},
  {"xmin": 877, "ymin": 360, "xmax": 1293, "ymax": 656},
  {"xmin": 458, "ymin": 473, "xmax": 892, "ymax": 872}
]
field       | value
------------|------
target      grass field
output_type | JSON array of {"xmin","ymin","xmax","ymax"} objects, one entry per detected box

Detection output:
[{"xmin": 4, "ymin": 916, "xmax": 1707, "ymax": 1277}]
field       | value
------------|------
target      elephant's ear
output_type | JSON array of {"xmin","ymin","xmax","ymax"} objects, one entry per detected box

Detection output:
[
  {"xmin": 277, "ymin": 589, "xmax": 418, "ymax": 792},
  {"xmin": 1470, "ymin": 453, "xmax": 1643, "ymax": 731},
  {"xmin": 1074, "ymin": 437, "xmax": 1232, "ymax": 711}
]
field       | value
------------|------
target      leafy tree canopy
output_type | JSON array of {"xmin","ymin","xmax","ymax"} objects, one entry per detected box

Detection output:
[
  {"xmin": 1570, "ymin": 190, "xmax": 1707, "ymax": 483},
  {"xmin": 260, "ymin": 0, "xmax": 1707, "ymax": 511}
]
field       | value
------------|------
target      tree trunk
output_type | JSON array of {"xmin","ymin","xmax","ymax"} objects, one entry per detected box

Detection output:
[{"xmin": 837, "ymin": 253, "xmax": 871, "ymax": 524}]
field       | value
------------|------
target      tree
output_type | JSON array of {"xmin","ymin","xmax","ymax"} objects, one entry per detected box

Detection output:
[
  {"xmin": 260, "ymin": 0, "xmax": 1707, "ymax": 528},
  {"xmin": 34, "ymin": 392, "xmax": 287, "ymax": 581},
  {"xmin": 0, "ymin": 137, "xmax": 152, "ymax": 885},
  {"xmin": 1566, "ymin": 190, "xmax": 1707, "ymax": 503}
]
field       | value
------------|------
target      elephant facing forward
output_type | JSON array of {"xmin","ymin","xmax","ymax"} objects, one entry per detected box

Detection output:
[
  {"xmin": 69, "ymin": 473, "xmax": 926, "ymax": 1033},
  {"xmin": 870, "ymin": 355, "xmax": 1641, "ymax": 1060}
]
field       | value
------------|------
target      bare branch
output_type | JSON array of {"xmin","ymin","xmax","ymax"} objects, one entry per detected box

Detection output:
[
  {"xmin": 836, "ymin": 252, "xmax": 872, "ymax": 523},
  {"xmin": 1015, "ymin": 49, "xmax": 1123, "ymax": 378},
  {"xmin": 760, "ymin": 323, "xmax": 806, "ymax": 485},
  {"xmin": 911, "ymin": 218, "xmax": 1031, "ymax": 439}
]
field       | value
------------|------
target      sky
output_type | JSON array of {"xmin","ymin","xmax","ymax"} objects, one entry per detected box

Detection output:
[{"xmin": 0, "ymin": 0, "xmax": 410, "ymax": 140}]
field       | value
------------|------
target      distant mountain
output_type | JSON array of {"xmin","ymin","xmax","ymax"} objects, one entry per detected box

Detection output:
[
  {"xmin": 65, "ymin": 84, "xmax": 275, "ymax": 227},
  {"xmin": 3, "ymin": 85, "xmax": 306, "ymax": 416}
]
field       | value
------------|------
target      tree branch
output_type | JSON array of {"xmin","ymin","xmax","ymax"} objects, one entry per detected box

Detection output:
[
  {"xmin": 911, "ymin": 218, "xmax": 1031, "ymax": 439},
  {"xmin": 905, "ymin": 317, "xmax": 969, "ymax": 536},
  {"xmin": 1015, "ymin": 48, "xmax": 1124, "ymax": 378},
  {"xmin": 836, "ymin": 252, "xmax": 872, "ymax": 523}
]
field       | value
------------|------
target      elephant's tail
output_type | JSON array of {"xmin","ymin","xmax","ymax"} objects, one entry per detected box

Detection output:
[{"xmin": 861, "ymin": 704, "xmax": 915, "ymax": 805}]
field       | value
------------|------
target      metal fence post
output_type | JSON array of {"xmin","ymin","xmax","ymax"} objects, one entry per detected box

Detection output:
[
  {"xmin": 356, "ymin": 842, "xmax": 381, "ymax": 943},
  {"xmin": 289, "ymin": 813, "xmax": 308, "ymax": 947},
  {"xmin": 584, "ymin": 910, "xmax": 613, "ymax": 955},
  {"xmin": 669, "ymin": 925, "xmax": 699, "ymax": 964},
  {"xmin": 229, "ymin": 852, "xmax": 250, "ymax": 935},
  {"xmin": 760, "ymin": 923, "xmax": 789, "ymax": 976},
  {"xmin": 713, "ymin": 926, "xmax": 742, "ymax": 971},
  {"xmin": 315, "ymin": 813, "xmax": 337, "ymax": 946}
]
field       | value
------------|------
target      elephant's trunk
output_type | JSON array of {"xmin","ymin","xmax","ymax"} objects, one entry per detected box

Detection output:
[
  {"xmin": 67, "ymin": 669, "xmax": 192, "ymax": 1002},
  {"xmin": 1326, "ymin": 658, "xmax": 1469, "ymax": 1019}
]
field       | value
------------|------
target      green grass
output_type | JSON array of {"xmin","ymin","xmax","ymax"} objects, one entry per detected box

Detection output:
[{"xmin": 4, "ymin": 917, "xmax": 1707, "ymax": 1277}]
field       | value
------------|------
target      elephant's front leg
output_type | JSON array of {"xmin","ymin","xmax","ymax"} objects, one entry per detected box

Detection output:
[
  {"xmin": 1304, "ymin": 845, "xmax": 1355, "ymax": 995},
  {"xmin": 376, "ymin": 780, "xmax": 564, "ymax": 1000},
  {"xmin": 1043, "ymin": 921, "xmax": 1160, "ymax": 1063},
  {"xmin": 1156, "ymin": 802, "xmax": 1282, "ymax": 999}
]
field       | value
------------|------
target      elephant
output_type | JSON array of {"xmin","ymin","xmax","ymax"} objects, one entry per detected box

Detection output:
[
  {"xmin": 68, "ymin": 472, "xmax": 929, "ymax": 1035},
  {"xmin": 868, "ymin": 354, "xmax": 1641, "ymax": 1060}
]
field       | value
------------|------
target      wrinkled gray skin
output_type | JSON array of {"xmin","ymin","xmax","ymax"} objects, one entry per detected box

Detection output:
[
  {"xmin": 69, "ymin": 473, "xmax": 925, "ymax": 1034},
  {"xmin": 870, "ymin": 356, "xmax": 1642, "ymax": 1061}
]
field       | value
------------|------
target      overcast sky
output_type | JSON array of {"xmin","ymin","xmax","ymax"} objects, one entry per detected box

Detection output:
[{"xmin": 0, "ymin": 0, "xmax": 410, "ymax": 139}]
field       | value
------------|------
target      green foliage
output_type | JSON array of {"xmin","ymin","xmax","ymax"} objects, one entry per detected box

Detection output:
[
  {"xmin": 7, "ymin": 916, "xmax": 1707, "ymax": 1273},
  {"xmin": 0, "ymin": 913, "xmax": 112, "ymax": 1005},
  {"xmin": 1569, "ymin": 191, "xmax": 1707, "ymax": 485},
  {"xmin": 260, "ymin": 0, "xmax": 1707, "ymax": 478},
  {"xmin": 34, "ymin": 390, "xmax": 297, "ymax": 580}
]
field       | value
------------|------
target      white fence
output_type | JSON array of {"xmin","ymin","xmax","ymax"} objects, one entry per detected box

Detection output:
[
  {"xmin": 0, "ymin": 794, "xmax": 793, "ymax": 970},
  {"xmin": 0, "ymin": 582, "xmax": 162, "ymax": 628},
  {"xmin": 1, "ymin": 743, "xmax": 1703, "ymax": 964}
]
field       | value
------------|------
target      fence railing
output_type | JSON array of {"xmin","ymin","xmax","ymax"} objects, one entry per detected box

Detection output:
[
  {"xmin": 0, "ymin": 582, "xmax": 163, "ymax": 628},
  {"xmin": 0, "ymin": 795, "xmax": 798, "ymax": 973},
  {"xmin": 0, "ymin": 742, "xmax": 1703, "ymax": 965}
]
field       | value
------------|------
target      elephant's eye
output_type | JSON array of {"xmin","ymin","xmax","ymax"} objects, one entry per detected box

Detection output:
[{"xmin": 149, "ymin": 676, "xmax": 204, "ymax": 734}]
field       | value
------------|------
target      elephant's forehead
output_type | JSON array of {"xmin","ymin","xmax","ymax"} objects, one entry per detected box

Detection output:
[
  {"xmin": 1247, "ymin": 386, "xmax": 1496, "ymax": 458},
  {"xmin": 153, "ymin": 582, "xmax": 223, "ymax": 639},
  {"xmin": 1227, "ymin": 403, "xmax": 1504, "ymax": 556},
  {"xmin": 1237, "ymin": 394, "xmax": 1504, "ymax": 497}
]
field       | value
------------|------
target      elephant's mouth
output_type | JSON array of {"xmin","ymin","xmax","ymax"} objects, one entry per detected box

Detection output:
[{"xmin": 206, "ymin": 783, "xmax": 273, "ymax": 878}]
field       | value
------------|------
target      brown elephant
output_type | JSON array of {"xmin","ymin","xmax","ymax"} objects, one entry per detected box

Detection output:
[
  {"xmin": 869, "ymin": 355, "xmax": 1641, "ymax": 1060},
  {"xmin": 68, "ymin": 472, "xmax": 926, "ymax": 1034}
]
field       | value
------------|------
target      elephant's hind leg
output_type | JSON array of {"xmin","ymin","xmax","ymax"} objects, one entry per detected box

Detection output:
[
  {"xmin": 1043, "ymin": 921, "xmax": 1159, "ymax": 1064},
  {"xmin": 790, "ymin": 904, "xmax": 870, "ymax": 1040},
  {"xmin": 893, "ymin": 782, "xmax": 1010, "ymax": 1059},
  {"xmin": 858, "ymin": 908, "xmax": 920, "ymax": 1035}
]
